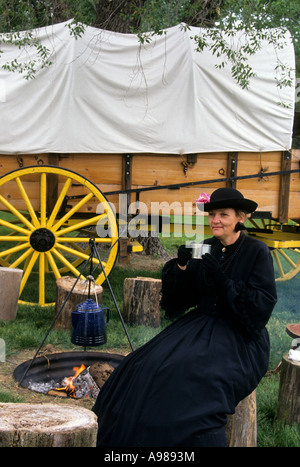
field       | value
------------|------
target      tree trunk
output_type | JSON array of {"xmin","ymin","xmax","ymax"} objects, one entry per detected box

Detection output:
[
  {"xmin": 92, "ymin": 0, "xmax": 143, "ymax": 32},
  {"xmin": 225, "ymin": 391, "xmax": 257, "ymax": 447},
  {"xmin": 137, "ymin": 233, "xmax": 171, "ymax": 260},
  {"xmin": 92, "ymin": 0, "xmax": 223, "ymax": 32},
  {"xmin": 0, "ymin": 267, "xmax": 23, "ymax": 321},
  {"xmin": 0, "ymin": 403, "xmax": 97, "ymax": 447},
  {"xmin": 54, "ymin": 276, "xmax": 103, "ymax": 331},
  {"xmin": 278, "ymin": 354, "xmax": 300, "ymax": 425},
  {"xmin": 123, "ymin": 277, "xmax": 162, "ymax": 327}
]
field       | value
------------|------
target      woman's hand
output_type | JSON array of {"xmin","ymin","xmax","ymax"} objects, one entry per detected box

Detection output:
[
  {"xmin": 201, "ymin": 253, "xmax": 227, "ymax": 288},
  {"xmin": 177, "ymin": 245, "xmax": 192, "ymax": 269}
]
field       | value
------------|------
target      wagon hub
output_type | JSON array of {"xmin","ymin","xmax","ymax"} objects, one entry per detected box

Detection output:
[{"xmin": 30, "ymin": 228, "xmax": 55, "ymax": 252}]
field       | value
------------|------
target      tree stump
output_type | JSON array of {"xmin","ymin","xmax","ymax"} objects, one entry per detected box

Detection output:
[
  {"xmin": 54, "ymin": 276, "xmax": 103, "ymax": 331},
  {"xmin": 0, "ymin": 267, "xmax": 23, "ymax": 321},
  {"xmin": 277, "ymin": 353, "xmax": 300, "ymax": 425},
  {"xmin": 225, "ymin": 391, "xmax": 257, "ymax": 447},
  {"xmin": 123, "ymin": 277, "xmax": 162, "ymax": 328},
  {"xmin": 0, "ymin": 403, "xmax": 97, "ymax": 447}
]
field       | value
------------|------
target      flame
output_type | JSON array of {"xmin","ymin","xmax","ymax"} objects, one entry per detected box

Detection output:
[{"xmin": 56, "ymin": 364, "xmax": 86, "ymax": 398}]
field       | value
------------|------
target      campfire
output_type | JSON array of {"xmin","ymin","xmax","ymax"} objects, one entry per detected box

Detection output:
[
  {"xmin": 48, "ymin": 362, "xmax": 114, "ymax": 399},
  {"xmin": 49, "ymin": 364, "xmax": 93, "ymax": 398},
  {"xmin": 14, "ymin": 351, "xmax": 123, "ymax": 400},
  {"xmin": 28, "ymin": 362, "xmax": 115, "ymax": 399}
]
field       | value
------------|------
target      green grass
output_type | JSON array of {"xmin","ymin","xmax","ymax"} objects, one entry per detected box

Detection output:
[
  {"xmin": 256, "ymin": 375, "xmax": 300, "ymax": 447},
  {"xmin": 0, "ymin": 388, "xmax": 24, "ymax": 403},
  {"xmin": 0, "ymin": 228, "xmax": 300, "ymax": 446}
]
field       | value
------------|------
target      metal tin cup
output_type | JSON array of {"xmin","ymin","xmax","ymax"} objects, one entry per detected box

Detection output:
[{"xmin": 191, "ymin": 243, "xmax": 211, "ymax": 259}]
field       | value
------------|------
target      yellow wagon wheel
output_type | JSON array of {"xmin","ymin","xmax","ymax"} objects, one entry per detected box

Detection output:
[
  {"xmin": 247, "ymin": 217, "xmax": 300, "ymax": 281},
  {"xmin": 0, "ymin": 165, "xmax": 119, "ymax": 306},
  {"xmin": 271, "ymin": 247, "xmax": 300, "ymax": 281}
]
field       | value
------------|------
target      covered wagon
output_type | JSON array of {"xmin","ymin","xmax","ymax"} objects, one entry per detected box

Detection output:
[{"xmin": 0, "ymin": 20, "xmax": 297, "ymax": 305}]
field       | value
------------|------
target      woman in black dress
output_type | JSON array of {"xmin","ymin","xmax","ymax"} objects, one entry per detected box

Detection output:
[{"xmin": 92, "ymin": 187, "xmax": 277, "ymax": 447}]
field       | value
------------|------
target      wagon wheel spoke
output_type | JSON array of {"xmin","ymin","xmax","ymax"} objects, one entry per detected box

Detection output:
[
  {"xmin": 55, "ymin": 234, "xmax": 112, "ymax": 273},
  {"xmin": 0, "ymin": 240, "xmax": 30, "ymax": 267},
  {"xmin": 47, "ymin": 177, "xmax": 72, "ymax": 229},
  {"xmin": 51, "ymin": 193, "xmax": 95, "ymax": 233},
  {"xmin": 52, "ymin": 208, "xmax": 113, "ymax": 277},
  {"xmin": 247, "ymin": 217, "xmax": 276, "ymax": 230},
  {"xmin": 0, "ymin": 218, "xmax": 31, "ymax": 235},
  {"xmin": 247, "ymin": 217, "xmax": 300, "ymax": 282},
  {"xmin": 15, "ymin": 177, "xmax": 40, "ymax": 228},
  {"xmin": 10, "ymin": 247, "xmax": 34, "ymax": 270},
  {"xmin": 39, "ymin": 253, "xmax": 46, "ymax": 306},
  {"xmin": 47, "ymin": 180, "xmax": 101, "ymax": 274},
  {"xmin": 19, "ymin": 250, "xmax": 39, "ymax": 296},
  {"xmin": 40, "ymin": 172, "xmax": 47, "ymax": 228},
  {"xmin": 45, "ymin": 251, "xmax": 61, "ymax": 280},
  {"xmin": 0, "ymin": 194, "xmax": 35, "ymax": 231},
  {"xmin": 0, "ymin": 235, "xmax": 30, "ymax": 242},
  {"xmin": 54, "ymin": 213, "xmax": 108, "ymax": 237},
  {"xmin": 55, "ymin": 242, "xmax": 107, "ymax": 268},
  {"xmin": 0, "ymin": 241, "xmax": 30, "ymax": 258},
  {"xmin": 51, "ymin": 247, "xmax": 86, "ymax": 281},
  {"xmin": 271, "ymin": 248, "xmax": 300, "ymax": 281},
  {"xmin": 0, "ymin": 166, "xmax": 119, "ymax": 306},
  {"xmin": 0, "ymin": 200, "xmax": 33, "ymax": 267}
]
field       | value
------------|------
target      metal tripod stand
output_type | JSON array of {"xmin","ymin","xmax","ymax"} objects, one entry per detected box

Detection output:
[{"xmin": 18, "ymin": 237, "xmax": 134, "ymax": 387}]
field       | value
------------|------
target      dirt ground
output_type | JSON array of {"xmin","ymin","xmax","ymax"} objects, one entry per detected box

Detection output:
[{"xmin": 0, "ymin": 253, "xmax": 168, "ymax": 409}]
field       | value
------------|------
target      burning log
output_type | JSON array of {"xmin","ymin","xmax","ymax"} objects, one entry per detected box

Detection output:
[
  {"xmin": 48, "ymin": 364, "xmax": 98, "ymax": 399},
  {"xmin": 46, "ymin": 362, "xmax": 115, "ymax": 399},
  {"xmin": 89, "ymin": 362, "xmax": 115, "ymax": 388},
  {"xmin": 48, "ymin": 389, "xmax": 68, "ymax": 397}
]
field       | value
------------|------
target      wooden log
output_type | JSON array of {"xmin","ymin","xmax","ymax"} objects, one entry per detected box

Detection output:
[
  {"xmin": 54, "ymin": 276, "xmax": 103, "ymax": 331},
  {"xmin": 0, "ymin": 267, "xmax": 23, "ymax": 321},
  {"xmin": 123, "ymin": 277, "xmax": 162, "ymax": 328},
  {"xmin": 277, "ymin": 353, "xmax": 300, "ymax": 425},
  {"xmin": 225, "ymin": 391, "xmax": 257, "ymax": 447},
  {"xmin": 0, "ymin": 403, "xmax": 97, "ymax": 447},
  {"xmin": 89, "ymin": 362, "xmax": 115, "ymax": 388}
]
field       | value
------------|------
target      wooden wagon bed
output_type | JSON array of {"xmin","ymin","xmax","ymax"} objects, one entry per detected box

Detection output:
[{"xmin": 1, "ymin": 149, "xmax": 299, "ymax": 221}]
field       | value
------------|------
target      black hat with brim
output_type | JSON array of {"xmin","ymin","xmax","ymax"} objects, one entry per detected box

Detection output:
[{"xmin": 202, "ymin": 188, "xmax": 257, "ymax": 213}]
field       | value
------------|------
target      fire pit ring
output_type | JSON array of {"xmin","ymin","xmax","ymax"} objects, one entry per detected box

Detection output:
[{"xmin": 14, "ymin": 351, "xmax": 124, "ymax": 397}]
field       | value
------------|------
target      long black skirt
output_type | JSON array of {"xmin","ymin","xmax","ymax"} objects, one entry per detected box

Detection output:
[{"xmin": 92, "ymin": 309, "xmax": 269, "ymax": 447}]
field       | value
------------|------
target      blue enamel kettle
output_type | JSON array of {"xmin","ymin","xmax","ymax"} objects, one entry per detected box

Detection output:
[{"xmin": 71, "ymin": 298, "xmax": 110, "ymax": 347}]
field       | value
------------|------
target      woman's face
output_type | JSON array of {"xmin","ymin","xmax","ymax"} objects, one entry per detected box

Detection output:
[{"xmin": 208, "ymin": 208, "xmax": 245, "ymax": 244}]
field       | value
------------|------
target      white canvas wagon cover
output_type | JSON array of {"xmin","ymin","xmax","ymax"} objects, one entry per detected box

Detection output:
[{"xmin": 0, "ymin": 20, "xmax": 296, "ymax": 155}]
